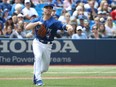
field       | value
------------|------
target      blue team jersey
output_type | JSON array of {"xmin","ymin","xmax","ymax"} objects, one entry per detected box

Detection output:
[{"xmin": 31, "ymin": 16, "xmax": 66, "ymax": 41}]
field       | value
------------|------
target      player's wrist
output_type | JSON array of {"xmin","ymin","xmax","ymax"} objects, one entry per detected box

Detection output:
[{"xmin": 37, "ymin": 21, "xmax": 42, "ymax": 25}]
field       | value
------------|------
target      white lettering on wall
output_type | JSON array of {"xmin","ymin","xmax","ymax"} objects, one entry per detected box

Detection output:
[
  {"xmin": 0, "ymin": 40, "xmax": 79, "ymax": 53},
  {"xmin": 0, "ymin": 41, "xmax": 10, "ymax": 52}
]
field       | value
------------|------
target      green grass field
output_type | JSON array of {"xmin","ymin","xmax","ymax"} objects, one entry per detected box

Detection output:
[{"xmin": 0, "ymin": 65, "xmax": 116, "ymax": 87}]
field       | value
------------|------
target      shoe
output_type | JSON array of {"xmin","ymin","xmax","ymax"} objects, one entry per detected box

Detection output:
[
  {"xmin": 33, "ymin": 75, "xmax": 36, "ymax": 84},
  {"xmin": 36, "ymin": 80, "xmax": 43, "ymax": 86}
]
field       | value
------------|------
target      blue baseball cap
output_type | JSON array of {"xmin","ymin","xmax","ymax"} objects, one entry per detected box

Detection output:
[{"xmin": 44, "ymin": 4, "xmax": 54, "ymax": 8}]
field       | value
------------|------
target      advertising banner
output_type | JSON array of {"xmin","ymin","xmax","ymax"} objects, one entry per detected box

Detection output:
[{"xmin": 0, "ymin": 39, "xmax": 116, "ymax": 65}]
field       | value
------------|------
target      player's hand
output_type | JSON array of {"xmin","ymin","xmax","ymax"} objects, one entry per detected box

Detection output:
[{"xmin": 66, "ymin": 25, "xmax": 74, "ymax": 34}]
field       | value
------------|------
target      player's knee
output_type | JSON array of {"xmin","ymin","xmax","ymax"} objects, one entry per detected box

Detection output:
[{"xmin": 35, "ymin": 55, "xmax": 41, "ymax": 60}]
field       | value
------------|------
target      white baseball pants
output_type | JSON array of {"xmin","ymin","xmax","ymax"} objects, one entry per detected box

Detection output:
[{"xmin": 32, "ymin": 38, "xmax": 52, "ymax": 80}]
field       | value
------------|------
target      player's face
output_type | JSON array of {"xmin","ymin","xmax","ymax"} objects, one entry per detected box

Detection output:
[{"xmin": 43, "ymin": 6, "xmax": 53, "ymax": 15}]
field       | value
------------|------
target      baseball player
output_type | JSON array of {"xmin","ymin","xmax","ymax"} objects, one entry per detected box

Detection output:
[{"xmin": 26, "ymin": 3, "xmax": 73, "ymax": 86}]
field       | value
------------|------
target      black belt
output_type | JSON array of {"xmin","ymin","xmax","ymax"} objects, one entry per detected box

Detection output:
[{"xmin": 39, "ymin": 40, "xmax": 52, "ymax": 44}]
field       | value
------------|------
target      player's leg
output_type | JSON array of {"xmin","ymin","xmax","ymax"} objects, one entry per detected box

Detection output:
[
  {"xmin": 32, "ymin": 39, "xmax": 43, "ymax": 82},
  {"xmin": 41, "ymin": 44, "xmax": 52, "ymax": 73}
]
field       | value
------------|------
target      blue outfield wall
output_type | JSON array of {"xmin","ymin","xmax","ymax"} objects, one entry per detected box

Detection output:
[{"xmin": 0, "ymin": 39, "xmax": 116, "ymax": 65}]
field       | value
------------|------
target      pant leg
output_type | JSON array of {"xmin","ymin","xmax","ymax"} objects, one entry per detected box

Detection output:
[
  {"xmin": 33, "ymin": 39, "xmax": 43, "ymax": 80},
  {"xmin": 41, "ymin": 44, "xmax": 52, "ymax": 73}
]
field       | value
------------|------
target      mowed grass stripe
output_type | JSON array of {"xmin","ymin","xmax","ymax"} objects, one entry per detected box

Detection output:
[
  {"xmin": 0, "ymin": 65, "xmax": 116, "ymax": 78},
  {"xmin": 1, "ymin": 66, "xmax": 116, "ymax": 72},
  {"xmin": 0, "ymin": 79, "xmax": 116, "ymax": 87}
]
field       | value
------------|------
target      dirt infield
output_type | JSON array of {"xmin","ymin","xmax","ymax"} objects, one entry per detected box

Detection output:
[
  {"xmin": 0, "ymin": 76, "xmax": 116, "ymax": 80},
  {"xmin": 0, "ymin": 65, "xmax": 116, "ymax": 68}
]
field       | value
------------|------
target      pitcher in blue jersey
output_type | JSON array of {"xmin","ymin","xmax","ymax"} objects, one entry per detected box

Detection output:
[{"xmin": 26, "ymin": 3, "xmax": 73, "ymax": 86}]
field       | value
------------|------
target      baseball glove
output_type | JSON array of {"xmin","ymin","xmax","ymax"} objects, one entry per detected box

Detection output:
[{"xmin": 37, "ymin": 24, "xmax": 47, "ymax": 38}]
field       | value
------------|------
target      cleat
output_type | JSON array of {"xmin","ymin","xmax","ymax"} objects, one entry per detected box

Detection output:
[{"xmin": 36, "ymin": 80, "xmax": 43, "ymax": 86}]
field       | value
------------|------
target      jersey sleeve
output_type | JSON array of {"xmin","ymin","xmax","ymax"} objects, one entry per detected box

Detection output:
[
  {"xmin": 30, "ymin": 17, "xmax": 40, "ymax": 23},
  {"xmin": 55, "ymin": 21, "xmax": 67, "ymax": 30}
]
